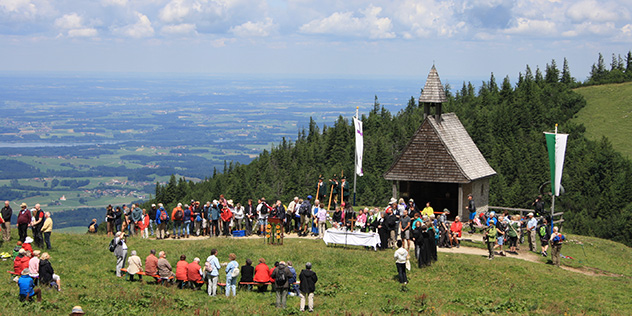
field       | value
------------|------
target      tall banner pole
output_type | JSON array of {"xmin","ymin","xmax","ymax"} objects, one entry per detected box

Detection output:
[
  {"xmin": 545, "ymin": 123, "xmax": 568, "ymax": 234},
  {"xmin": 354, "ymin": 106, "xmax": 358, "ymax": 206}
]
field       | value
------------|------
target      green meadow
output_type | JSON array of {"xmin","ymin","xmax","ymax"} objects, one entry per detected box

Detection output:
[
  {"xmin": 0, "ymin": 230, "xmax": 630, "ymax": 315},
  {"xmin": 573, "ymin": 82, "xmax": 632, "ymax": 159}
]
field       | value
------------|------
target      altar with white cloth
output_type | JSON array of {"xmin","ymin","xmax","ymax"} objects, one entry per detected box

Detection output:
[{"xmin": 323, "ymin": 229, "xmax": 382, "ymax": 250}]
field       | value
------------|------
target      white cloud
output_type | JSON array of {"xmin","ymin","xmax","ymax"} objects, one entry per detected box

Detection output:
[
  {"xmin": 54, "ymin": 13, "xmax": 83, "ymax": 29},
  {"xmin": 504, "ymin": 17, "xmax": 556, "ymax": 35},
  {"xmin": 161, "ymin": 23, "xmax": 196, "ymax": 35},
  {"xmin": 101, "ymin": 0, "xmax": 128, "ymax": 7},
  {"xmin": 0, "ymin": 0, "xmax": 56, "ymax": 21},
  {"xmin": 158, "ymin": 0, "xmax": 192, "ymax": 23},
  {"xmin": 114, "ymin": 12, "xmax": 155, "ymax": 38},
  {"xmin": 230, "ymin": 17, "xmax": 276, "ymax": 37},
  {"xmin": 300, "ymin": 5, "xmax": 395, "ymax": 39},
  {"xmin": 394, "ymin": 0, "xmax": 463, "ymax": 38},
  {"xmin": 68, "ymin": 28, "xmax": 98, "ymax": 37},
  {"xmin": 54, "ymin": 12, "xmax": 98, "ymax": 38},
  {"xmin": 567, "ymin": 0, "xmax": 624, "ymax": 23}
]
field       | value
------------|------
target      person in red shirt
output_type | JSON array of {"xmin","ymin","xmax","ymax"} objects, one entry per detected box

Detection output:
[
  {"xmin": 175, "ymin": 255, "xmax": 188, "ymax": 289},
  {"xmin": 16, "ymin": 203, "xmax": 31, "ymax": 242},
  {"xmin": 254, "ymin": 258, "xmax": 271, "ymax": 292},
  {"xmin": 14, "ymin": 248, "xmax": 30, "ymax": 275},
  {"xmin": 220, "ymin": 206, "xmax": 233, "ymax": 237},
  {"xmin": 22, "ymin": 237, "xmax": 34, "ymax": 253},
  {"xmin": 145, "ymin": 249, "xmax": 159, "ymax": 279},
  {"xmin": 450, "ymin": 216, "xmax": 463, "ymax": 248},
  {"xmin": 186, "ymin": 257, "xmax": 203, "ymax": 290}
]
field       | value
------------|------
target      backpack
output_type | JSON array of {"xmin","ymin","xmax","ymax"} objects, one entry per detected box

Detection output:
[
  {"xmin": 184, "ymin": 208, "xmax": 191, "ymax": 219},
  {"xmin": 230, "ymin": 265, "xmax": 240, "ymax": 278},
  {"xmin": 108, "ymin": 238, "xmax": 117, "ymax": 252},
  {"xmin": 539, "ymin": 226, "xmax": 547, "ymax": 237},
  {"xmin": 204, "ymin": 261, "xmax": 214, "ymax": 273},
  {"xmin": 174, "ymin": 209, "xmax": 183, "ymax": 221},
  {"xmin": 260, "ymin": 204, "xmax": 268, "ymax": 215},
  {"xmin": 275, "ymin": 268, "xmax": 287, "ymax": 286},
  {"xmin": 160, "ymin": 210, "xmax": 168, "ymax": 221},
  {"xmin": 300, "ymin": 203, "xmax": 310, "ymax": 216}
]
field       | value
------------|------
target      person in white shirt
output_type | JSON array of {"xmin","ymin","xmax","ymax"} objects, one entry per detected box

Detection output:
[
  {"xmin": 394, "ymin": 240, "xmax": 409, "ymax": 284},
  {"xmin": 526, "ymin": 212, "xmax": 538, "ymax": 252}
]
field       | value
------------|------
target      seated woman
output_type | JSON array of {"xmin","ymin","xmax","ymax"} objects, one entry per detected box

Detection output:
[
  {"xmin": 450, "ymin": 216, "xmax": 463, "ymax": 248},
  {"xmin": 253, "ymin": 258, "xmax": 271, "ymax": 292},
  {"xmin": 239, "ymin": 258, "xmax": 255, "ymax": 289},
  {"xmin": 175, "ymin": 255, "xmax": 189, "ymax": 289},
  {"xmin": 39, "ymin": 253, "xmax": 62, "ymax": 291},
  {"xmin": 18, "ymin": 268, "xmax": 41, "ymax": 302},
  {"xmin": 332, "ymin": 207, "xmax": 343, "ymax": 229},
  {"xmin": 88, "ymin": 219, "xmax": 98, "ymax": 234},
  {"xmin": 126, "ymin": 250, "xmax": 143, "ymax": 281}
]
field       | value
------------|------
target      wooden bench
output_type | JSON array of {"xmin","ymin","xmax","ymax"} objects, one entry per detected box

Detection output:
[{"xmin": 120, "ymin": 268, "xmax": 172, "ymax": 283}]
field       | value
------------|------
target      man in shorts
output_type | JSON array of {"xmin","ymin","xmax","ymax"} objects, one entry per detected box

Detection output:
[
  {"xmin": 494, "ymin": 215, "xmax": 507, "ymax": 256},
  {"xmin": 399, "ymin": 209, "xmax": 412, "ymax": 250}
]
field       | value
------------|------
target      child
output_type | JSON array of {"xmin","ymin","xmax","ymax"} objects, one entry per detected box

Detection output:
[{"xmin": 12, "ymin": 241, "xmax": 23, "ymax": 259}]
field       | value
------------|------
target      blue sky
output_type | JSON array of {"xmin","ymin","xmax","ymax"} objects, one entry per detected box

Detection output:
[{"xmin": 1, "ymin": 0, "xmax": 631, "ymax": 82}]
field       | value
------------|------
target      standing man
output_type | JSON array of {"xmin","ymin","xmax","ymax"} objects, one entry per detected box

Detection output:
[
  {"xmin": 130, "ymin": 204, "xmax": 143, "ymax": 237},
  {"xmin": 31, "ymin": 204, "xmax": 45, "ymax": 248},
  {"xmin": 1, "ymin": 201, "xmax": 12, "ymax": 242},
  {"xmin": 172, "ymin": 203, "xmax": 184, "ymax": 239},
  {"xmin": 41, "ymin": 212, "xmax": 53, "ymax": 249},
  {"xmin": 316, "ymin": 176, "xmax": 326, "ymax": 203},
  {"xmin": 17, "ymin": 203, "xmax": 31, "ymax": 242},
  {"xmin": 299, "ymin": 196, "xmax": 312, "ymax": 236},
  {"xmin": 339, "ymin": 176, "xmax": 350, "ymax": 203},
  {"xmin": 485, "ymin": 221, "xmax": 497, "ymax": 260},
  {"xmin": 328, "ymin": 176, "xmax": 339, "ymax": 208},
  {"xmin": 148, "ymin": 204, "xmax": 157, "ymax": 237},
  {"xmin": 532, "ymin": 195, "xmax": 545, "ymax": 218},
  {"xmin": 298, "ymin": 262, "xmax": 318, "ymax": 312},
  {"xmin": 271, "ymin": 261, "xmax": 293, "ymax": 309},
  {"xmin": 287, "ymin": 197, "xmax": 299, "ymax": 234},
  {"xmin": 206, "ymin": 249, "xmax": 221, "ymax": 296},
  {"xmin": 113, "ymin": 232, "xmax": 128, "ymax": 277},
  {"xmin": 549, "ymin": 227, "xmax": 565, "ymax": 267},
  {"xmin": 399, "ymin": 209, "xmax": 412, "ymax": 250},
  {"xmin": 155, "ymin": 203, "xmax": 168, "ymax": 240},
  {"xmin": 466, "ymin": 194, "xmax": 476, "ymax": 234},
  {"xmin": 526, "ymin": 212, "xmax": 538, "ymax": 252},
  {"xmin": 244, "ymin": 199, "xmax": 255, "ymax": 236}
]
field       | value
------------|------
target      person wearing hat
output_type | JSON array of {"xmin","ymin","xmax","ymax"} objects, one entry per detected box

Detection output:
[
  {"xmin": 316, "ymin": 176, "xmax": 326, "ymax": 202},
  {"xmin": 22, "ymin": 236, "xmax": 34, "ymax": 253},
  {"xmin": 18, "ymin": 268, "xmax": 41, "ymax": 302},
  {"xmin": 526, "ymin": 212, "xmax": 538, "ymax": 252},
  {"xmin": 339, "ymin": 176, "xmax": 350, "ymax": 203},
  {"xmin": 113, "ymin": 232, "xmax": 128, "ymax": 277},
  {"xmin": 328, "ymin": 176, "xmax": 339, "ymax": 207},
  {"xmin": 1, "ymin": 200, "xmax": 12, "ymax": 242},
  {"xmin": 70, "ymin": 306, "xmax": 85, "ymax": 315},
  {"xmin": 484, "ymin": 220, "xmax": 497, "ymax": 260},
  {"xmin": 17, "ymin": 203, "xmax": 31, "ymax": 242}
]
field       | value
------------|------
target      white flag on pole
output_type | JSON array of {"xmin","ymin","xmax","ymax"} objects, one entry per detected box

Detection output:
[{"xmin": 353, "ymin": 117, "xmax": 363, "ymax": 176}]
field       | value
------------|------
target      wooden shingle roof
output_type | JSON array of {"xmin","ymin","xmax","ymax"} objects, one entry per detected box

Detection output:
[
  {"xmin": 383, "ymin": 113, "xmax": 496, "ymax": 183},
  {"xmin": 419, "ymin": 65, "xmax": 448, "ymax": 104}
]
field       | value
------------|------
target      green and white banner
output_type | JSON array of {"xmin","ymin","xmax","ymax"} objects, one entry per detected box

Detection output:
[{"xmin": 544, "ymin": 132, "xmax": 568, "ymax": 196}]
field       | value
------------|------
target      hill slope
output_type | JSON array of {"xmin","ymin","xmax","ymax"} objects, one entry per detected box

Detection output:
[
  {"xmin": 1, "ymin": 231, "xmax": 631, "ymax": 315},
  {"xmin": 573, "ymin": 82, "xmax": 632, "ymax": 159}
]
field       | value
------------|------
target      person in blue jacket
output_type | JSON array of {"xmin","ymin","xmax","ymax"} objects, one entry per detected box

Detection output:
[{"xmin": 18, "ymin": 268, "xmax": 41, "ymax": 302}]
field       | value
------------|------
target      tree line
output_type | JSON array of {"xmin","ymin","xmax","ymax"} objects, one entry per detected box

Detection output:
[{"xmin": 148, "ymin": 52, "xmax": 632, "ymax": 246}]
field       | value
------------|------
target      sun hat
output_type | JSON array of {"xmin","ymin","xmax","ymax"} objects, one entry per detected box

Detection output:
[
  {"xmin": 389, "ymin": 198, "xmax": 397, "ymax": 205},
  {"xmin": 20, "ymin": 203, "xmax": 27, "ymax": 208},
  {"xmin": 21, "ymin": 268, "xmax": 30, "ymax": 276},
  {"xmin": 70, "ymin": 306, "xmax": 85, "ymax": 315},
  {"xmin": 24, "ymin": 237, "xmax": 33, "ymax": 244},
  {"xmin": 528, "ymin": 212, "xmax": 534, "ymax": 217}
]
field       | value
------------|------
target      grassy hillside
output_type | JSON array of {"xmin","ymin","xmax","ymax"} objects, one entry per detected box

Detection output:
[
  {"xmin": 574, "ymin": 82, "xmax": 632, "ymax": 159},
  {"xmin": 1, "ymin": 231, "xmax": 631, "ymax": 315}
]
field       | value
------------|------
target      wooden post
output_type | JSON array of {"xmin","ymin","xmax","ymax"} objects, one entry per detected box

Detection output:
[{"xmin": 327, "ymin": 184, "xmax": 334, "ymax": 211}]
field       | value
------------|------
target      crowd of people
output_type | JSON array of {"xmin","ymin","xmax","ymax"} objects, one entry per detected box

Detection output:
[
  {"xmin": 111, "ymin": 232, "xmax": 319, "ymax": 312},
  {"xmin": 2, "ymin": 201, "xmax": 53, "ymax": 248}
]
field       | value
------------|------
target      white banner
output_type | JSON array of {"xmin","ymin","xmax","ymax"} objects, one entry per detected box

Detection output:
[{"xmin": 353, "ymin": 117, "xmax": 363, "ymax": 176}]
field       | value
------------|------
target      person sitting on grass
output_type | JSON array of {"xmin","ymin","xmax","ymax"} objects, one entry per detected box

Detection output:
[
  {"xmin": 126, "ymin": 250, "xmax": 143, "ymax": 282},
  {"xmin": 29, "ymin": 250, "xmax": 40, "ymax": 280},
  {"xmin": 22, "ymin": 236, "xmax": 34, "ymax": 253},
  {"xmin": 88, "ymin": 219, "xmax": 98, "ymax": 234},
  {"xmin": 12, "ymin": 241, "xmax": 23, "ymax": 259},
  {"xmin": 175, "ymin": 254, "xmax": 189, "ymax": 289},
  {"xmin": 186, "ymin": 257, "xmax": 203, "ymax": 290},
  {"xmin": 18, "ymin": 268, "xmax": 41, "ymax": 302},
  {"xmin": 39, "ymin": 252, "xmax": 61, "ymax": 291}
]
